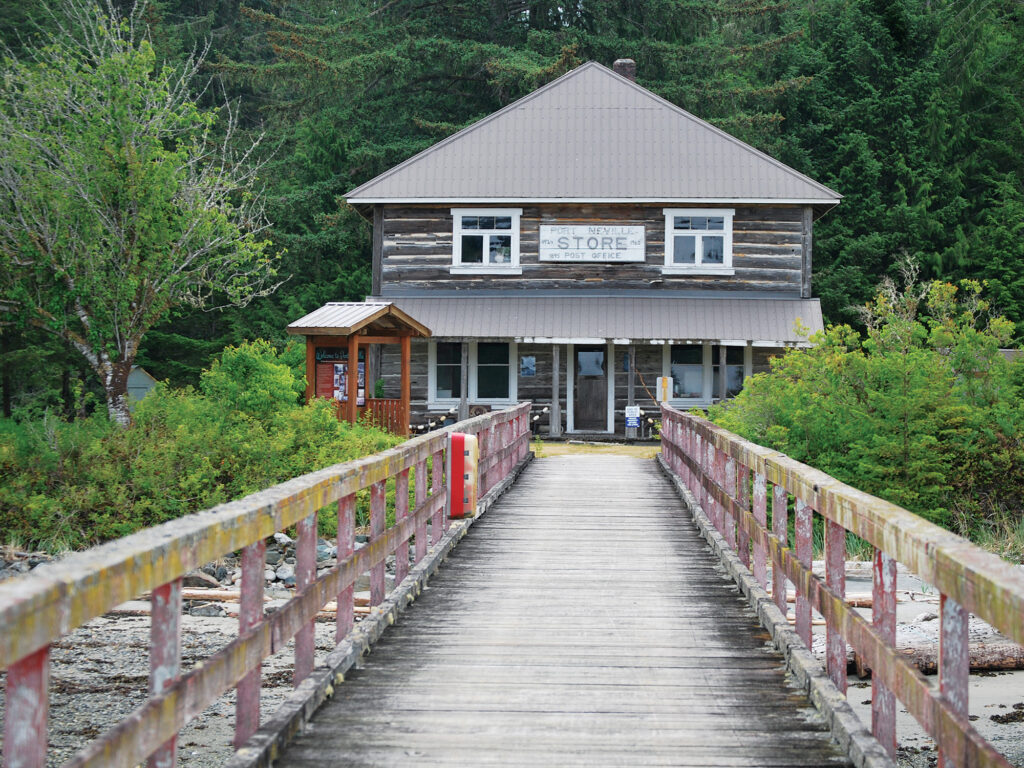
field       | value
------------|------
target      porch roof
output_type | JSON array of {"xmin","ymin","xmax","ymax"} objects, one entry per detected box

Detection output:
[
  {"xmin": 388, "ymin": 296, "xmax": 822, "ymax": 347},
  {"xmin": 286, "ymin": 302, "xmax": 431, "ymax": 337}
]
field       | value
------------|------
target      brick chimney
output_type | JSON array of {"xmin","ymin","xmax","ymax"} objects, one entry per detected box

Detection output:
[{"xmin": 612, "ymin": 58, "xmax": 637, "ymax": 82}]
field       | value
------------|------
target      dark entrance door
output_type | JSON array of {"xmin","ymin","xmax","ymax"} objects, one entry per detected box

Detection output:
[{"xmin": 574, "ymin": 346, "xmax": 607, "ymax": 431}]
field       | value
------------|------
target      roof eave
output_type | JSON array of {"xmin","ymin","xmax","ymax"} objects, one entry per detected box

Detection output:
[{"xmin": 347, "ymin": 196, "xmax": 842, "ymax": 205}]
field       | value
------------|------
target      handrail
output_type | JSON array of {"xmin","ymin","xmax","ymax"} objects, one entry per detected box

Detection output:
[
  {"xmin": 0, "ymin": 403, "xmax": 532, "ymax": 768},
  {"xmin": 660, "ymin": 404, "xmax": 1024, "ymax": 768}
]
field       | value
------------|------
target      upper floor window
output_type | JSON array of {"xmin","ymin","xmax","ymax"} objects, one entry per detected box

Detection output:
[
  {"xmin": 663, "ymin": 208, "xmax": 734, "ymax": 275},
  {"xmin": 451, "ymin": 208, "xmax": 522, "ymax": 274}
]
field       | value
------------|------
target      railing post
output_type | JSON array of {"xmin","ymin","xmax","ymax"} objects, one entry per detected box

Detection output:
[
  {"xmin": 414, "ymin": 460, "xmax": 427, "ymax": 564},
  {"xmin": 736, "ymin": 462, "xmax": 751, "ymax": 567},
  {"xmin": 794, "ymin": 498, "xmax": 813, "ymax": 648},
  {"xmin": 872, "ymin": 549, "xmax": 897, "ymax": 758},
  {"xmin": 294, "ymin": 511, "xmax": 317, "ymax": 685},
  {"xmin": 370, "ymin": 480, "xmax": 386, "ymax": 606},
  {"xmin": 772, "ymin": 483, "xmax": 788, "ymax": 615},
  {"xmin": 3, "ymin": 646, "xmax": 49, "ymax": 768},
  {"xmin": 336, "ymin": 494, "xmax": 355, "ymax": 641},
  {"xmin": 395, "ymin": 468, "xmax": 410, "ymax": 585},
  {"xmin": 148, "ymin": 578, "xmax": 182, "ymax": 768},
  {"xmin": 825, "ymin": 518, "xmax": 847, "ymax": 693},
  {"xmin": 235, "ymin": 538, "xmax": 264, "ymax": 747},
  {"xmin": 718, "ymin": 449, "xmax": 734, "ymax": 548},
  {"xmin": 430, "ymin": 447, "xmax": 444, "ymax": 546},
  {"xmin": 938, "ymin": 595, "xmax": 969, "ymax": 768},
  {"xmin": 704, "ymin": 438, "xmax": 716, "ymax": 531},
  {"xmin": 752, "ymin": 472, "xmax": 768, "ymax": 590}
]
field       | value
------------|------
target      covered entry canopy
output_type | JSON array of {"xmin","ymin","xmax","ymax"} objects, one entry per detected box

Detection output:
[
  {"xmin": 287, "ymin": 302, "xmax": 431, "ymax": 435},
  {"xmin": 384, "ymin": 296, "xmax": 823, "ymax": 345}
]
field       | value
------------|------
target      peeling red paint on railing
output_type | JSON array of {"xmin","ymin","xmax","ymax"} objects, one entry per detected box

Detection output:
[
  {"xmin": 661, "ymin": 404, "xmax": 1024, "ymax": 768},
  {"xmin": 0, "ymin": 403, "xmax": 531, "ymax": 768}
]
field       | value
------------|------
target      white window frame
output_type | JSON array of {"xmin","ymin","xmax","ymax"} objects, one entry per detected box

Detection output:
[
  {"xmin": 662, "ymin": 208, "xmax": 735, "ymax": 275},
  {"xmin": 451, "ymin": 208, "xmax": 523, "ymax": 274},
  {"xmin": 662, "ymin": 342, "xmax": 752, "ymax": 405},
  {"xmin": 427, "ymin": 340, "xmax": 518, "ymax": 409}
]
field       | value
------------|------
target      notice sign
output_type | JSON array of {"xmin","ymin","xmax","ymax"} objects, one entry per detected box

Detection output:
[
  {"xmin": 625, "ymin": 404, "xmax": 641, "ymax": 429},
  {"xmin": 539, "ymin": 225, "xmax": 645, "ymax": 262}
]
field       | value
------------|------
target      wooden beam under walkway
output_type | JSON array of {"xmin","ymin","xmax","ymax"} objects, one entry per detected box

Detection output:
[{"xmin": 273, "ymin": 455, "xmax": 852, "ymax": 767}]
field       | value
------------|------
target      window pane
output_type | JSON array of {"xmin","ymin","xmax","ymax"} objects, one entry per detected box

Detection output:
[
  {"xmin": 670, "ymin": 345, "xmax": 702, "ymax": 365},
  {"xmin": 670, "ymin": 364, "xmax": 703, "ymax": 398},
  {"xmin": 577, "ymin": 350, "xmax": 604, "ymax": 376},
  {"xmin": 461, "ymin": 235, "xmax": 483, "ymax": 263},
  {"xmin": 436, "ymin": 365, "xmax": 461, "ymax": 399},
  {"xmin": 437, "ymin": 342, "xmax": 461, "ymax": 365},
  {"xmin": 726, "ymin": 346, "xmax": 744, "ymax": 365},
  {"xmin": 489, "ymin": 235, "xmax": 512, "ymax": 263},
  {"xmin": 461, "ymin": 216, "xmax": 478, "ymax": 230},
  {"xmin": 478, "ymin": 216, "xmax": 495, "ymax": 230},
  {"xmin": 702, "ymin": 235, "xmax": 724, "ymax": 264},
  {"xmin": 712, "ymin": 364, "xmax": 745, "ymax": 398},
  {"xmin": 690, "ymin": 217, "xmax": 707, "ymax": 230},
  {"xmin": 707, "ymin": 217, "xmax": 725, "ymax": 230},
  {"xmin": 478, "ymin": 342, "xmax": 507, "ymax": 365},
  {"xmin": 477, "ymin": 366, "xmax": 509, "ymax": 399},
  {"xmin": 726, "ymin": 365, "xmax": 744, "ymax": 397},
  {"xmin": 494, "ymin": 216, "xmax": 512, "ymax": 230},
  {"xmin": 673, "ymin": 217, "xmax": 691, "ymax": 230},
  {"xmin": 673, "ymin": 235, "xmax": 696, "ymax": 264}
]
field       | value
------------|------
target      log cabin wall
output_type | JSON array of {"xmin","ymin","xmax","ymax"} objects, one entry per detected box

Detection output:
[{"xmin": 380, "ymin": 204, "xmax": 807, "ymax": 295}]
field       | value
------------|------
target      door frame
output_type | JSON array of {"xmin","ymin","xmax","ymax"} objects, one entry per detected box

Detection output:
[{"xmin": 566, "ymin": 341, "xmax": 614, "ymax": 434}]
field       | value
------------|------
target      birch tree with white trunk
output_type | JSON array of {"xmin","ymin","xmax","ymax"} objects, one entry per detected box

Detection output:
[{"xmin": 0, "ymin": 0, "xmax": 277, "ymax": 425}]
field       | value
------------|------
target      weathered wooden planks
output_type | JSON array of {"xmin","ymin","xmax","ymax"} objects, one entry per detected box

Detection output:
[
  {"xmin": 273, "ymin": 456, "xmax": 851, "ymax": 768},
  {"xmin": 381, "ymin": 204, "xmax": 805, "ymax": 294}
]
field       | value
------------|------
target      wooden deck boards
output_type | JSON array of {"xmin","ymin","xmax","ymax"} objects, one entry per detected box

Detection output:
[{"xmin": 274, "ymin": 455, "xmax": 851, "ymax": 767}]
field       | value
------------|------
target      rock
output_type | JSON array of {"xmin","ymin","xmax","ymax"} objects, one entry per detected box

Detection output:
[
  {"xmin": 275, "ymin": 563, "xmax": 295, "ymax": 582},
  {"xmin": 181, "ymin": 570, "xmax": 220, "ymax": 589},
  {"xmin": 264, "ymin": 548, "xmax": 282, "ymax": 565},
  {"xmin": 273, "ymin": 532, "xmax": 293, "ymax": 547},
  {"xmin": 282, "ymin": 575, "xmax": 296, "ymax": 588},
  {"xmin": 914, "ymin": 611, "xmax": 939, "ymax": 623},
  {"xmin": 190, "ymin": 602, "xmax": 225, "ymax": 617},
  {"xmin": 12, "ymin": 561, "xmax": 30, "ymax": 574},
  {"xmin": 201, "ymin": 564, "xmax": 218, "ymax": 577},
  {"xmin": 316, "ymin": 544, "xmax": 333, "ymax": 562},
  {"xmin": 214, "ymin": 565, "xmax": 228, "ymax": 582},
  {"xmin": 264, "ymin": 568, "xmax": 277, "ymax": 581},
  {"xmin": 355, "ymin": 534, "xmax": 370, "ymax": 544},
  {"xmin": 284, "ymin": 556, "xmax": 296, "ymax": 565}
]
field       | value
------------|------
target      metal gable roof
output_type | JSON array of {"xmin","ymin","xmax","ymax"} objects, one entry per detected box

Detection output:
[
  {"xmin": 286, "ymin": 302, "xmax": 431, "ymax": 337},
  {"xmin": 387, "ymin": 296, "xmax": 823, "ymax": 345},
  {"xmin": 346, "ymin": 62, "xmax": 840, "ymax": 204}
]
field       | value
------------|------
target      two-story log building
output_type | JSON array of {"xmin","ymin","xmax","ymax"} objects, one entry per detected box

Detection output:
[{"xmin": 288, "ymin": 59, "xmax": 840, "ymax": 437}]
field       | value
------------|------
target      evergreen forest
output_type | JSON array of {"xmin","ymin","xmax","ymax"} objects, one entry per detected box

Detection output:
[
  {"xmin": 3, "ymin": 0, "xmax": 1023, "ymax": 408},
  {"xmin": 2, "ymin": 0, "xmax": 1024, "ymax": 552}
]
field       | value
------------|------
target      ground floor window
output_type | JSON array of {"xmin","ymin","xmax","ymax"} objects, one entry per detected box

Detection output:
[
  {"xmin": 663, "ymin": 343, "xmax": 751, "ymax": 403},
  {"xmin": 428, "ymin": 341, "xmax": 516, "ymax": 406}
]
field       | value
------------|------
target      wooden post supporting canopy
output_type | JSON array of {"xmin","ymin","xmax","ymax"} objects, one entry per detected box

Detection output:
[
  {"xmin": 347, "ymin": 333, "xmax": 359, "ymax": 425},
  {"xmin": 401, "ymin": 334, "xmax": 411, "ymax": 434}
]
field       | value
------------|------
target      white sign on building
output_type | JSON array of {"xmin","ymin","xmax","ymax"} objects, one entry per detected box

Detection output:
[{"xmin": 539, "ymin": 225, "xmax": 645, "ymax": 262}]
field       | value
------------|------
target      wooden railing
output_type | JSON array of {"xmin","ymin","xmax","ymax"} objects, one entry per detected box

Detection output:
[
  {"xmin": 660, "ymin": 405, "xmax": 1024, "ymax": 768},
  {"xmin": 364, "ymin": 397, "xmax": 406, "ymax": 436},
  {"xmin": 0, "ymin": 403, "xmax": 531, "ymax": 768}
]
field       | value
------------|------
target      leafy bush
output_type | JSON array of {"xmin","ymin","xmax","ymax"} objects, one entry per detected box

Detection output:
[
  {"xmin": 710, "ymin": 268, "xmax": 1024, "ymax": 544},
  {"xmin": 0, "ymin": 340, "xmax": 402, "ymax": 550}
]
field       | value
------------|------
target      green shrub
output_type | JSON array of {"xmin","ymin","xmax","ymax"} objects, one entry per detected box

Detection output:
[
  {"xmin": 0, "ymin": 340, "xmax": 402, "ymax": 550},
  {"xmin": 710, "ymin": 272, "xmax": 1024, "ymax": 546}
]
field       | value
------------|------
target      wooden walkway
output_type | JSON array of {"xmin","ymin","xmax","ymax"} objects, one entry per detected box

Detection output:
[{"xmin": 275, "ymin": 455, "xmax": 852, "ymax": 767}]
